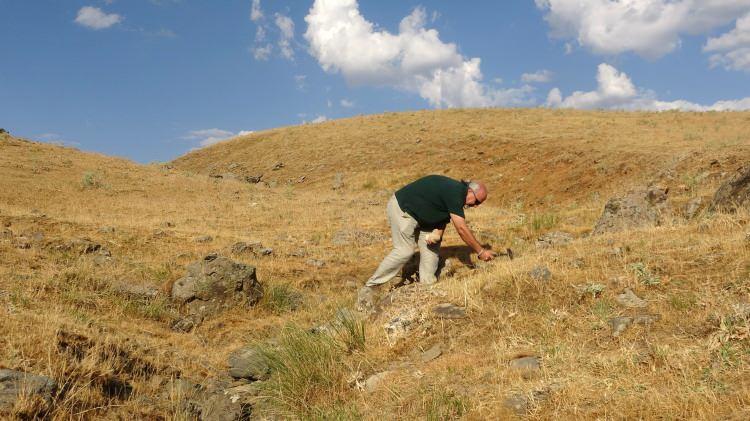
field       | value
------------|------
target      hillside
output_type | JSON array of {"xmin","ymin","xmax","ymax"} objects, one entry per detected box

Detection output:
[{"xmin": 1, "ymin": 109, "xmax": 750, "ymax": 419}]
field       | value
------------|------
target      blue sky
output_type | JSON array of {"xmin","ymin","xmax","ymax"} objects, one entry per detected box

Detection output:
[{"xmin": 1, "ymin": 0, "xmax": 749, "ymax": 163}]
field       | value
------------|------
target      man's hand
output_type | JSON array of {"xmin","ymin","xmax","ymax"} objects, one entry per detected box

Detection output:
[
  {"xmin": 478, "ymin": 249, "xmax": 497, "ymax": 261},
  {"xmin": 425, "ymin": 228, "xmax": 443, "ymax": 245}
]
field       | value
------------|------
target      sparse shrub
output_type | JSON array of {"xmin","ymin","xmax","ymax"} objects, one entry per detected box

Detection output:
[
  {"xmin": 361, "ymin": 179, "xmax": 377, "ymax": 190},
  {"xmin": 261, "ymin": 283, "xmax": 302, "ymax": 314},
  {"xmin": 330, "ymin": 310, "xmax": 366, "ymax": 352},
  {"xmin": 80, "ymin": 171, "xmax": 104, "ymax": 189},
  {"xmin": 630, "ymin": 262, "xmax": 660, "ymax": 286},
  {"xmin": 424, "ymin": 388, "xmax": 467, "ymax": 421},
  {"xmin": 531, "ymin": 212, "xmax": 558, "ymax": 232},
  {"xmin": 257, "ymin": 327, "xmax": 350, "ymax": 418}
]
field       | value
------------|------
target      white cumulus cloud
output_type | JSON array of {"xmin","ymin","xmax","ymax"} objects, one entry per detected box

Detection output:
[
  {"xmin": 546, "ymin": 63, "xmax": 750, "ymax": 111},
  {"xmin": 521, "ymin": 70, "xmax": 553, "ymax": 83},
  {"xmin": 184, "ymin": 128, "xmax": 252, "ymax": 148},
  {"xmin": 535, "ymin": 0, "xmax": 750, "ymax": 59},
  {"xmin": 75, "ymin": 6, "xmax": 122, "ymax": 30},
  {"xmin": 304, "ymin": 0, "xmax": 534, "ymax": 108},
  {"xmin": 340, "ymin": 99, "xmax": 354, "ymax": 107},
  {"xmin": 704, "ymin": 13, "xmax": 750, "ymax": 72}
]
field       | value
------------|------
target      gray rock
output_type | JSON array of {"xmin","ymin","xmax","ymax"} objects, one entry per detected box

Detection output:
[
  {"xmin": 306, "ymin": 258, "xmax": 325, "ymax": 268},
  {"xmin": 431, "ymin": 303, "xmax": 466, "ymax": 319},
  {"xmin": 384, "ymin": 308, "xmax": 420, "ymax": 341},
  {"xmin": 228, "ymin": 346, "xmax": 270, "ymax": 380},
  {"xmin": 0, "ymin": 369, "xmax": 57, "ymax": 409},
  {"xmin": 289, "ymin": 248, "xmax": 306, "ymax": 257},
  {"xmin": 230, "ymin": 241, "xmax": 262, "ymax": 255},
  {"xmin": 683, "ymin": 196, "xmax": 707, "ymax": 219},
  {"xmin": 98, "ymin": 226, "xmax": 116, "ymax": 234},
  {"xmin": 332, "ymin": 173, "xmax": 344, "ymax": 190},
  {"xmin": 536, "ymin": 231, "xmax": 573, "ymax": 248},
  {"xmin": 113, "ymin": 282, "xmax": 160, "ymax": 300},
  {"xmin": 712, "ymin": 166, "xmax": 750, "ymax": 212},
  {"xmin": 271, "ymin": 162, "xmax": 284, "ymax": 171},
  {"xmin": 420, "ymin": 344, "xmax": 443, "ymax": 363},
  {"xmin": 610, "ymin": 316, "xmax": 632, "ymax": 337},
  {"xmin": 171, "ymin": 255, "xmax": 263, "ymax": 329},
  {"xmin": 616, "ymin": 288, "xmax": 647, "ymax": 308},
  {"xmin": 259, "ymin": 248, "xmax": 273, "ymax": 256},
  {"xmin": 332, "ymin": 230, "xmax": 387, "ymax": 246},
  {"xmin": 592, "ymin": 186, "xmax": 669, "ymax": 235},
  {"xmin": 245, "ymin": 174, "xmax": 263, "ymax": 184},
  {"xmin": 363, "ymin": 371, "xmax": 391, "ymax": 393},
  {"xmin": 529, "ymin": 265, "xmax": 552, "ymax": 282},
  {"xmin": 194, "ymin": 235, "xmax": 213, "ymax": 243},
  {"xmin": 356, "ymin": 286, "xmax": 376, "ymax": 314},
  {"xmin": 510, "ymin": 356, "xmax": 541, "ymax": 379}
]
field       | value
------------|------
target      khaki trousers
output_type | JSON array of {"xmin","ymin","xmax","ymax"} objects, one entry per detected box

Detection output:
[{"xmin": 366, "ymin": 195, "xmax": 440, "ymax": 287}]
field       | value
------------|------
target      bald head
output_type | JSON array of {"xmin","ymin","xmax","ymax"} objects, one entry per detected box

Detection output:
[{"xmin": 465, "ymin": 180, "xmax": 488, "ymax": 207}]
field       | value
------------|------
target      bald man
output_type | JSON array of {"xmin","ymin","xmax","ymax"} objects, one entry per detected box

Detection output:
[{"xmin": 358, "ymin": 174, "xmax": 497, "ymax": 311}]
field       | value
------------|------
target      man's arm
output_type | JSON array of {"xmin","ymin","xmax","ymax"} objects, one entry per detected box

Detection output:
[{"xmin": 449, "ymin": 213, "xmax": 496, "ymax": 260}]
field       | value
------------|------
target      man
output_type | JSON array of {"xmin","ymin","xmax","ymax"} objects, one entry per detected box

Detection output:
[{"xmin": 357, "ymin": 175, "xmax": 497, "ymax": 311}]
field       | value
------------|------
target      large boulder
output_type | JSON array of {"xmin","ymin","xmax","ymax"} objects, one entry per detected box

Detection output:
[
  {"xmin": 712, "ymin": 166, "xmax": 750, "ymax": 212},
  {"xmin": 171, "ymin": 254, "xmax": 263, "ymax": 330},
  {"xmin": 0, "ymin": 369, "xmax": 57, "ymax": 410},
  {"xmin": 228, "ymin": 346, "xmax": 270, "ymax": 381},
  {"xmin": 592, "ymin": 187, "xmax": 669, "ymax": 235}
]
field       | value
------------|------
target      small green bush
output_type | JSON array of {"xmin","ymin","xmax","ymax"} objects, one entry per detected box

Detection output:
[
  {"xmin": 630, "ymin": 262, "xmax": 660, "ymax": 286},
  {"xmin": 81, "ymin": 171, "xmax": 104, "ymax": 189},
  {"xmin": 531, "ymin": 212, "xmax": 559, "ymax": 232}
]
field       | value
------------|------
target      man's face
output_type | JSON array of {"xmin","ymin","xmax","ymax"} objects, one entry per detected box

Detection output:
[{"xmin": 465, "ymin": 188, "xmax": 486, "ymax": 208}]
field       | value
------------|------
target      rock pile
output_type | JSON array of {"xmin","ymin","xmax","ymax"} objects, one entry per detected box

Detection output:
[
  {"xmin": 171, "ymin": 254, "xmax": 263, "ymax": 331},
  {"xmin": 712, "ymin": 166, "xmax": 750, "ymax": 212},
  {"xmin": 592, "ymin": 186, "xmax": 669, "ymax": 235}
]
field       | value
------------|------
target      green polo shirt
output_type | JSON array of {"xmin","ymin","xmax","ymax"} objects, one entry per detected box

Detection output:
[{"xmin": 395, "ymin": 175, "xmax": 467, "ymax": 230}]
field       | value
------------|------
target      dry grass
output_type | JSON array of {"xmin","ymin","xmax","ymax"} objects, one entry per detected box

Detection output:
[{"xmin": 1, "ymin": 109, "xmax": 749, "ymax": 419}]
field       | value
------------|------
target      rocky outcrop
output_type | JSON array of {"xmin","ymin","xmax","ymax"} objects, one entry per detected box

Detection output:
[
  {"xmin": 0, "ymin": 369, "xmax": 57, "ymax": 410},
  {"xmin": 171, "ymin": 254, "xmax": 263, "ymax": 331},
  {"xmin": 592, "ymin": 187, "xmax": 669, "ymax": 235},
  {"xmin": 712, "ymin": 166, "xmax": 750, "ymax": 212}
]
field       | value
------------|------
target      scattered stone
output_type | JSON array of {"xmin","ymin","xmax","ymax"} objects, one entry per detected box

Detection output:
[
  {"xmin": 332, "ymin": 173, "xmax": 344, "ymax": 190},
  {"xmin": 259, "ymin": 248, "xmax": 273, "ymax": 256},
  {"xmin": 271, "ymin": 162, "xmax": 284, "ymax": 171},
  {"xmin": 536, "ymin": 231, "xmax": 573, "ymax": 248},
  {"xmin": 0, "ymin": 369, "xmax": 57, "ymax": 409},
  {"xmin": 610, "ymin": 314, "xmax": 660, "ymax": 337},
  {"xmin": 575, "ymin": 283, "xmax": 606, "ymax": 299},
  {"xmin": 529, "ymin": 265, "xmax": 552, "ymax": 282},
  {"xmin": 683, "ymin": 196, "xmax": 707, "ymax": 219},
  {"xmin": 14, "ymin": 237, "xmax": 32, "ymax": 249},
  {"xmin": 711, "ymin": 166, "xmax": 750, "ymax": 212},
  {"xmin": 227, "ymin": 163, "xmax": 240, "ymax": 171},
  {"xmin": 610, "ymin": 316, "xmax": 632, "ymax": 337},
  {"xmin": 332, "ymin": 229, "xmax": 387, "ymax": 246},
  {"xmin": 98, "ymin": 226, "xmax": 116, "ymax": 234},
  {"xmin": 509, "ymin": 356, "xmax": 541, "ymax": 379},
  {"xmin": 0, "ymin": 228, "xmax": 11, "ymax": 240},
  {"xmin": 245, "ymin": 174, "xmax": 263, "ymax": 184},
  {"xmin": 431, "ymin": 303, "xmax": 466, "ymax": 319},
  {"xmin": 363, "ymin": 371, "xmax": 391, "ymax": 393},
  {"xmin": 616, "ymin": 288, "xmax": 647, "ymax": 308},
  {"xmin": 162, "ymin": 221, "xmax": 176, "ymax": 228},
  {"xmin": 194, "ymin": 235, "xmax": 213, "ymax": 243},
  {"xmin": 152, "ymin": 229, "xmax": 168, "ymax": 238},
  {"xmin": 384, "ymin": 308, "xmax": 420, "ymax": 341},
  {"xmin": 228, "ymin": 345, "xmax": 271, "ymax": 381},
  {"xmin": 420, "ymin": 343, "xmax": 443, "ymax": 363},
  {"xmin": 306, "ymin": 258, "xmax": 325, "ymax": 268},
  {"xmin": 113, "ymin": 282, "xmax": 160, "ymax": 300},
  {"xmin": 592, "ymin": 186, "xmax": 669, "ymax": 235},
  {"xmin": 230, "ymin": 241, "xmax": 261, "ymax": 255},
  {"xmin": 289, "ymin": 248, "xmax": 307, "ymax": 257}
]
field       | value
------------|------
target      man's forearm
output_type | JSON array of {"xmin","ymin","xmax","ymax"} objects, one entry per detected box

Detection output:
[{"xmin": 456, "ymin": 225, "xmax": 483, "ymax": 254}]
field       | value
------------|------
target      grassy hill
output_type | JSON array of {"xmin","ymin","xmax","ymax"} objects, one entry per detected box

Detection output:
[{"xmin": 1, "ymin": 109, "xmax": 749, "ymax": 419}]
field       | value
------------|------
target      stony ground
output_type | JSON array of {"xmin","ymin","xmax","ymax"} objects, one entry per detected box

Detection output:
[{"xmin": 1, "ymin": 110, "xmax": 749, "ymax": 419}]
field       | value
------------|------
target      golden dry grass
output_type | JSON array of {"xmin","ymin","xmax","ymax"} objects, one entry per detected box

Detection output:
[{"xmin": 1, "ymin": 109, "xmax": 749, "ymax": 419}]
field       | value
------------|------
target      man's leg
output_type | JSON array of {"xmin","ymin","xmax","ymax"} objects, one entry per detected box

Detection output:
[
  {"xmin": 417, "ymin": 229, "xmax": 441, "ymax": 285},
  {"xmin": 365, "ymin": 195, "xmax": 418, "ymax": 287}
]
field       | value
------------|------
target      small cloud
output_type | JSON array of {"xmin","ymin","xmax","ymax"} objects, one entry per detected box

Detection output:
[
  {"xmin": 521, "ymin": 70, "xmax": 553, "ymax": 84},
  {"xmin": 294, "ymin": 74, "xmax": 307, "ymax": 91},
  {"xmin": 154, "ymin": 28, "xmax": 177, "ymax": 38},
  {"xmin": 275, "ymin": 13, "xmax": 295, "ymax": 60},
  {"xmin": 564, "ymin": 42, "xmax": 574, "ymax": 55},
  {"xmin": 237, "ymin": 130, "xmax": 255, "ymax": 137},
  {"xmin": 326, "ymin": 100, "xmax": 332, "ymax": 108},
  {"xmin": 75, "ymin": 6, "xmax": 122, "ymax": 30},
  {"xmin": 431, "ymin": 10, "xmax": 440, "ymax": 23},
  {"xmin": 251, "ymin": 0, "xmax": 263, "ymax": 22},
  {"xmin": 340, "ymin": 99, "xmax": 354, "ymax": 108},
  {"xmin": 303, "ymin": 115, "xmax": 328, "ymax": 124},
  {"xmin": 183, "ymin": 128, "xmax": 251, "ymax": 148},
  {"xmin": 492, "ymin": 77, "xmax": 503, "ymax": 84},
  {"xmin": 252, "ymin": 44, "xmax": 272, "ymax": 60}
]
